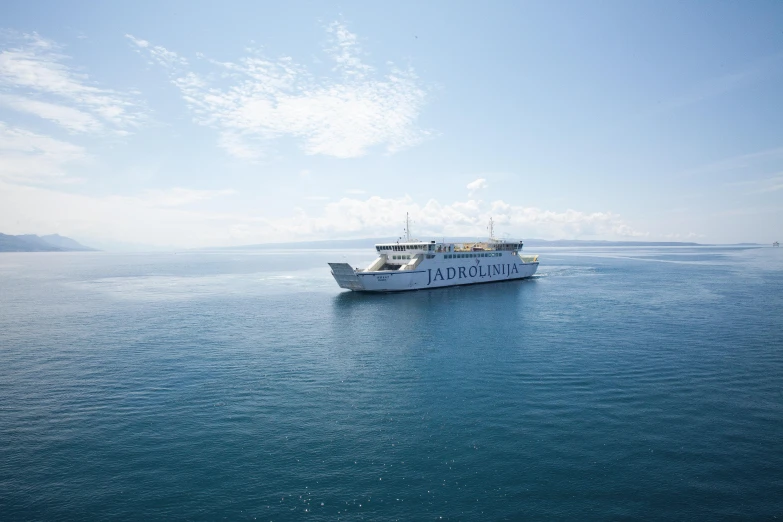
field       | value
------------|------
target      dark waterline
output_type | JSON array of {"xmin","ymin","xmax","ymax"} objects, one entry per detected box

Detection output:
[{"xmin": 1, "ymin": 247, "xmax": 782, "ymax": 519}]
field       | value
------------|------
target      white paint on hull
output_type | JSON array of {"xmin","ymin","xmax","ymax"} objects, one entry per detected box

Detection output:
[{"xmin": 330, "ymin": 253, "xmax": 538, "ymax": 292}]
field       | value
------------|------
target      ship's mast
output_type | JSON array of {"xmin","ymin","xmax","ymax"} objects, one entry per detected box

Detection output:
[
  {"xmin": 405, "ymin": 212, "xmax": 412, "ymax": 242},
  {"xmin": 488, "ymin": 217, "xmax": 495, "ymax": 241}
]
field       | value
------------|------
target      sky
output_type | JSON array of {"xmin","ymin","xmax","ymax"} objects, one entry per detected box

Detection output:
[{"xmin": 0, "ymin": 0, "xmax": 782, "ymax": 248}]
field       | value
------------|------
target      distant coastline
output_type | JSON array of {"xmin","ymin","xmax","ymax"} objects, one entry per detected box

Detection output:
[
  {"xmin": 197, "ymin": 237, "xmax": 762, "ymax": 251},
  {"xmin": 1, "ymin": 233, "xmax": 763, "ymax": 253},
  {"xmin": 0, "ymin": 233, "xmax": 96, "ymax": 252}
]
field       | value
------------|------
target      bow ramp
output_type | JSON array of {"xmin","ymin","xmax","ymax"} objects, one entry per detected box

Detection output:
[{"xmin": 328, "ymin": 263, "xmax": 365, "ymax": 290}]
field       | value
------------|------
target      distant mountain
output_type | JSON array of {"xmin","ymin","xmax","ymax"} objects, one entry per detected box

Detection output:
[
  {"xmin": 39, "ymin": 234, "xmax": 95, "ymax": 250},
  {"xmin": 522, "ymin": 239, "xmax": 705, "ymax": 247},
  {"xmin": 0, "ymin": 233, "xmax": 96, "ymax": 252}
]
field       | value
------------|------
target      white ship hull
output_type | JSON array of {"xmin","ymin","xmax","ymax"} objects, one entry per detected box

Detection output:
[{"xmin": 330, "ymin": 254, "xmax": 538, "ymax": 292}]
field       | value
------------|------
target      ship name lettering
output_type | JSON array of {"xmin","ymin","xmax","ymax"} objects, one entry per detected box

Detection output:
[{"xmin": 427, "ymin": 261, "xmax": 519, "ymax": 286}]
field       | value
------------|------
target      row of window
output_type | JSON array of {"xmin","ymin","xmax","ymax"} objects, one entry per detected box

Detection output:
[
  {"xmin": 390, "ymin": 252, "xmax": 504, "ymax": 261},
  {"xmin": 446, "ymin": 252, "xmax": 502, "ymax": 259},
  {"xmin": 378, "ymin": 244, "xmax": 522, "ymax": 253},
  {"xmin": 377, "ymin": 244, "xmax": 428, "ymax": 252}
]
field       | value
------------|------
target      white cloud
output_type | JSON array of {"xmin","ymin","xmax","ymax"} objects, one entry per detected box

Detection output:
[
  {"xmin": 127, "ymin": 21, "xmax": 431, "ymax": 160},
  {"xmin": 125, "ymin": 34, "xmax": 188, "ymax": 69},
  {"xmin": 0, "ymin": 121, "xmax": 86, "ymax": 183},
  {"xmin": 466, "ymin": 177, "xmax": 487, "ymax": 195},
  {"xmin": 0, "ymin": 94, "xmax": 103, "ymax": 133},
  {"xmin": 0, "ymin": 182, "xmax": 645, "ymax": 248},
  {"xmin": 141, "ymin": 187, "xmax": 236, "ymax": 207},
  {"xmin": 0, "ymin": 32, "xmax": 145, "ymax": 132}
]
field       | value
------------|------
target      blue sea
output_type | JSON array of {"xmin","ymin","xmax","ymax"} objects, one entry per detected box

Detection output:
[{"xmin": 1, "ymin": 246, "xmax": 782, "ymax": 520}]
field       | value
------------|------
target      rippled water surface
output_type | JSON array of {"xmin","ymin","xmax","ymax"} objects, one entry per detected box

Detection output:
[{"xmin": 1, "ymin": 247, "xmax": 782, "ymax": 519}]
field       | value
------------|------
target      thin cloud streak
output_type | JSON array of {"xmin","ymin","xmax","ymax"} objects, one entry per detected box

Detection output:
[
  {"xmin": 656, "ymin": 52, "xmax": 783, "ymax": 113},
  {"xmin": 0, "ymin": 32, "xmax": 146, "ymax": 132},
  {"xmin": 0, "ymin": 94, "xmax": 103, "ymax": 133},
  {"xmin": 0, "ymin": 122, "xmax": 87, "ymax": 183},
  {"xmin": 682, "ymin": 145, "xmax": 783, "ymax": 177}
]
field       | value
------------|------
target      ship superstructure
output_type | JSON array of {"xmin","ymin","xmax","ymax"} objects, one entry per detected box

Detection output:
[{"xmin": 329, "ymin": 216, "xmax": 539, "ymax": 292}]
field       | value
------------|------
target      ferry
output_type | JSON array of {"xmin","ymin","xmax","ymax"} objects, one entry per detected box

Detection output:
[{"xmin": 329, "ymin": 216, "xmax": 539, "ymax": 292}]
